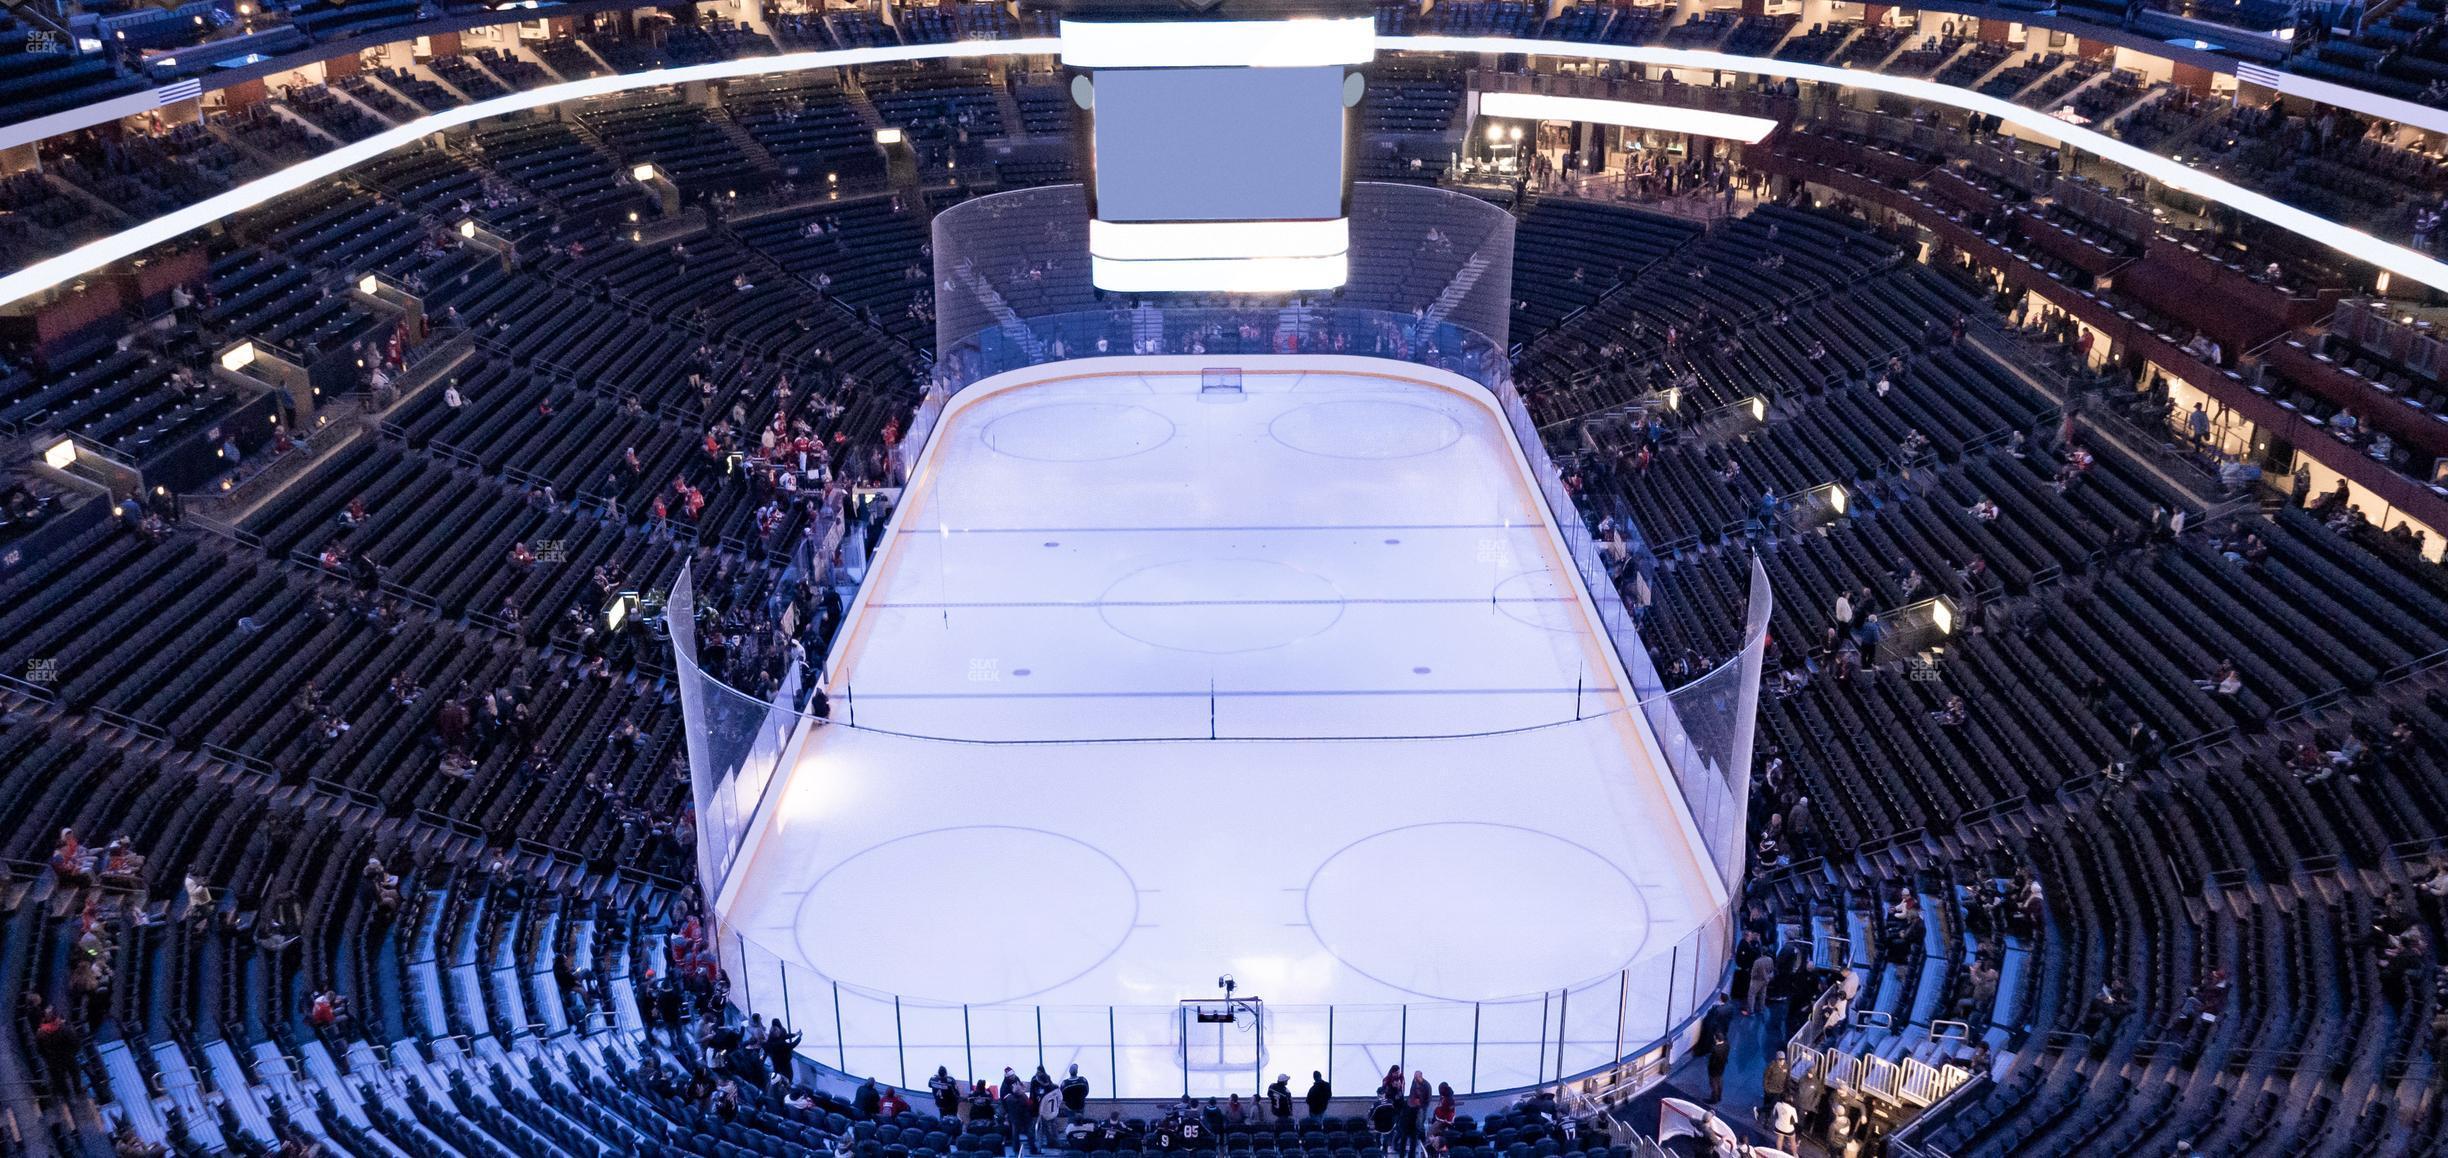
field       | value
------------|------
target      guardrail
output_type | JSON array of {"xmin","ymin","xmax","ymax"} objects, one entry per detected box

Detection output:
[
  {"xmin": 306, "ymin": 777, "xmax": 385, "ymax": 812},
  {"xmin": 417, "ymin": 810, "xmax": 491, "ymax": 844},
  {"xmin": 87, "ymin": 705, "xmax": 170, "ymax": 743},
  {"xmin": 200, "ymin": 742, "xmax": 281, "ymax": 781},
  {"xmin": 0, "ymin": 671, "xmax": 58, "ymax": 704},
  {"xmin": 423, "ymin": 439, "xmax": 487, "ymax": 470},
  {"xmin": 187, "ymin": 514, "xmax": 266, "ymax": 552}
]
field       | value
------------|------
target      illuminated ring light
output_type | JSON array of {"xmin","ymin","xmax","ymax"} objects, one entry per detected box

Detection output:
[
  {"xmin": 6, "ymin": 31, "xmax": 2448, "ymax": 306},
  {"xmin": 1391, "ymin": 34, "xmax": 2448, "ymax": 292},
  {"xmin": 0, "ymin": 38, "xmax": 1060, "ymax": 309}
]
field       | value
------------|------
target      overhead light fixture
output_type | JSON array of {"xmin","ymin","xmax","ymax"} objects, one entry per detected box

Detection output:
[
  {"xmin": 1477, "ymin": 91, "xmax": 1778, "ymax": 144},
  {"xmin": 1091, "ymin": 253, "xmax": 1348, "ymax": 294},
  {"xmin": 1089, "ymin": 218, "xmax": 1348, "ymax": 263},
  {"xmin": 1058, "ymin": 17, "xmax": 1376, "ymax": 69},
  {"xmin": 7, "ymin": 35, "xmax": 2448, "ymax": 311}
]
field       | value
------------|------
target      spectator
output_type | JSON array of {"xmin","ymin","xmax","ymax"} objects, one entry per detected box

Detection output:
[
  {"xmin": 1700, "ymin": 996, "xmax": 1735, "ymax": 1102},
  {"xmin": 853, "ymin": 1075, "xmax": 880, "ymax": 1116},
  {"xmin": 928, "ymin": 1066, "xmax": 958, "ymax": 1117},
  {"xmin": 1746, "ymin": 950, "xmax": 1775, "ymax": 1016},
  {"xmin": 1062, "ymin": 1063, "xmax": 1091, "ymax": 1120}
]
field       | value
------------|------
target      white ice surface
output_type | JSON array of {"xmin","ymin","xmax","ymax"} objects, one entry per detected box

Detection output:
[{"xmin": 720, "ymin": 364, "xmax": 1718, "ymax": 1095}]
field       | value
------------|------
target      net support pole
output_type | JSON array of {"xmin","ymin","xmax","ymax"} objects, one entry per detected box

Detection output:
[
  {"xmin": 1613, "ymin": 969, "xmax": 1628, "ymax": 1082},
  {"xmin": 1665, "ymin": 946, "xmax": 1679, "ymax": 1038},
  {"xmin": 1469, "ymin": 1004, "xmax": 1480, "ymax": 1092},
  {"xmin": 1536, "ymin": 992, "xmax": 1549, "ymax": 1089},
  {"xmin": 1554, "ymin": 988, "xmax": 1569, "ymax": 1087}
]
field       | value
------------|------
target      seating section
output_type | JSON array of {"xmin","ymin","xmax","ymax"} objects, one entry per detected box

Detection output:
[
  {"xmin": 1012, "ymin": 78, "xmax": 1072, "ymax": 136},
  {"xmin": 1359, "ymin": 59, "xmax": 1463, "ymax": 137},
  {"xmin": 0, "ymin": 16, "xmax": 146, "ymax": 125},
  {"xmin": 586, "ymin": 17, "xmax": 773, "ymax": 72},
  {"xmin": 429, "ymin": 53, "xmax": 511, "ymax": 103},
  {"xmin": 858, "ymin": 64, "xmax": 1004, "ymax": 171},
  {"xmin": 1512, "ymin": 199, "xmax": 2448, "ymax": 1158},
  {"xmin": 1776, "ymin": 21, "xmax": 1855, "ymax": 63},
  {"xmin": 0, "ymin": 165, "xmax": 128, "ymax": 262},
  {"xmin": 2276, "ymin": 0, "xmax": 2448, "ymax": 103},
  {"xmin": 0, "ymin": 328, "xmax": 234, "ymax": 466},
  {"xmin": 475, "ymin": 47, "xmax": 550, "ymax": 91},
  {"xmin": 727, "ymin": 196, "xmax": 935, "ymax": 350},
  {"xmin": 284, "ymin": 83, "xmax": 388, "ymax": 144},
  {"xmin": 1755, "ymin": 672, "xmax": 2448, "ymax": 1155},
  {"xmin": 10, "ymin": 26, "xmax": 2448, "ymax": 1158},
  {"xmin": 1506, "ymin": 200, "xmax": 1703, "ymax": 341},
  {"xmin": 285, "ymin": 0, "xmax": 423, "ymax": 41},
  {"xmin": 338, "ymin": 70, "xmax": 420, "ymax": 120},
  {"xmin": 578, "ymin": 93, "xmax": 771, "ymax": 193},
  {"xmin": 49, "ymin": 124, "xmax": 249, "ymax": 230},
  {"xmin": 725, "ymin": 75, "xmax": 888, "ymax": 186},
  {"xmin": 473, "ymin": 119, "xmax": 645, "ymax": 226},
  {"xmin": 1353, "ymin": 59, "xmax": 1466, "ymax": 181},
  {"xmin": 897, "ymin": 2, "xmax": 1019, "ymax": 44},
  {"xmin": 532, "ymin": 37, "xmax": 608, "ymax": 80},
  {"xmin": 219, "ymin": 104, "xmax": 324, "ymax": 166}
]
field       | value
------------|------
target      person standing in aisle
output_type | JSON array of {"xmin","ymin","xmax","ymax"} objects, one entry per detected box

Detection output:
[
  {"xmin": 1769, "ymin": 1098, "xmax": 1800, "ymax": 1153},
  {"xmin": 1305, "ymin": 1071, "xmax": 1333, "ymax": 1119},
  {"xmin": 929, "ymin": 1066, "xmax": 958, "ymax": 1118},
  {"xmin": 1700, "ymin": 997, "xmax": 1736, "ymax": 1102},
  {"xmin": 1061, "ymin": 1064, "xmax": 1090, "ymax": 1122}
]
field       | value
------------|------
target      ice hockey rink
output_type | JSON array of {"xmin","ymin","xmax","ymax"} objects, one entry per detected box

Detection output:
[{"xmin": 716, "ymin": 357, "xmax": 1725, "ymax": 1095}]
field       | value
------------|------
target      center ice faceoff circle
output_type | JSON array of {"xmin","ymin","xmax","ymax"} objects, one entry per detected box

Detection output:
[
  {"xmin": 799, "ymin": 826, "xmax": 1138, "ymax": 1004},
  {"xmin": 1098, "ymin": 558, "xmax": 1346, "ymax": 653},
  {"xmin": 1304, "ymin": 823, "xmax": 1650, "ymax": 1000},
  {"xmin": 1269, "ymin": 399, "xmax": 1465, "ymax": 459},
  {"xmin": 980, "ymin": 401, "xmax": 1177, "ymax": 462}
]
